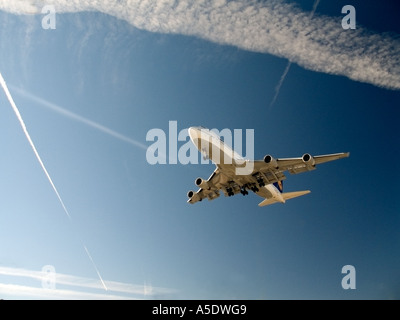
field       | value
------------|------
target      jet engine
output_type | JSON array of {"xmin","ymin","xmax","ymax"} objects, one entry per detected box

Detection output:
[
  {"xmin": 187, "ymin": 190, "xmax": 201, "ymax": 203},
  {"xmin": 302, "ymin": 153, "xmax": 315, "ymax": 166},
  {"xmin": 195, "ymin": 177, "xmax": 211, "ymax": 190},
  {"xmin": 263, "ymin": 155, "xmax": 278, "ymax": 168}
]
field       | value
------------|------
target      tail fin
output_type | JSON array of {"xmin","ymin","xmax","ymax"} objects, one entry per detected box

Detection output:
[
  {"xmin": 273, "ymin": 181, "xmax": 283, "ymax": 193},
  {"xmin": 258, "ymin": 190, "xmax": 310, "ymax": 207}
]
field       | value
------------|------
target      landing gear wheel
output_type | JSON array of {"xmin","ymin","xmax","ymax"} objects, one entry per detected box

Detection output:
[{"xmin": 226, "ymin": 188, "xmax": 234, "ymax": 197}]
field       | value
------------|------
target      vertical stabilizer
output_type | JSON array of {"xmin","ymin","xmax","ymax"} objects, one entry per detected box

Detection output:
[{"xmin": 273, "ymin": 181, "xmax": 284, "ymax": 193}]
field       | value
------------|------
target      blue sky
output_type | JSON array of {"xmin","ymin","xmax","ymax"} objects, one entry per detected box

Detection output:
[{"xmin": 0, "ymin": 0, "xmax": 399, "ymax": 299}]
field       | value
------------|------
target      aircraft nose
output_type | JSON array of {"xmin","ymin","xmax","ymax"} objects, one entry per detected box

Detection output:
[{"xmin": 188, "ymin": 127, "xmax": 201, "ymax": 140}]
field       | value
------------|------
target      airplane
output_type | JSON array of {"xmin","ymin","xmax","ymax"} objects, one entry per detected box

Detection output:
[{"xmin": 186, "ymin": 126, "xmax": 350, "ymax": 207}]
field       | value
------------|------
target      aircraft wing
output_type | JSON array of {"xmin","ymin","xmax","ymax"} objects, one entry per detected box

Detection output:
[
  {"xmin": 187, "ymin": 165, "xmax": 253, "ymax": 204},
  {"xmin": 187, "ymin": 168, "xmax": 223, "ymax": 204},
  {"xmin": 187, "ymin": 152, "xmax": 350, "ymax": 204},
  {"xmin": 253, "ymin": 152, "xmax": 350, "ymax": 175}
]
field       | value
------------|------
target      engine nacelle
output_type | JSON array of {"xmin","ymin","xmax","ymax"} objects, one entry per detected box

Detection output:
[
  {"xmin": 187, "ymin": 190, "xmax": 201, "ymax": 203},
  {"xmin": 263, "ymin": 155, "xmax": 278, "ymax": 168},
  {"xmin": 302, "ymin": 153, "xmax": 315, "ymax": 166},
  {"xmin": 195, "ymin": 177, "xmax": 211, "ymax": 190}
]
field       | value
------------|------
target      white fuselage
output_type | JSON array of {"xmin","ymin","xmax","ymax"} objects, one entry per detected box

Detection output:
[
  {"xmin": 188, "ymin": 126, "xmax": 284, "ymax": 201},
  {"xmin": 264, "ymin": 183, "xmax": 285, "ymax": 203},
  {"xmin": 188, "ymin": 126, "xmax": 243, "ymax": 166}
]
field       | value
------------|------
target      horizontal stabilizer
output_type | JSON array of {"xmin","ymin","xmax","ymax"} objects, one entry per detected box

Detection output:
[
  {"xmin": 282, "ymin": 190, "xmax": 311, "ymax": 201},
  {"xmin": 258, "ymin": 190, "xmax": 311, "ymax": 207},
  {"xmin": 257, "ymin": 198, "xmax": 278, "ymax": 207}
]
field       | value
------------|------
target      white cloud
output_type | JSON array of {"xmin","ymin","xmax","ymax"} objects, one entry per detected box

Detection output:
[
  {"xmin": 0, "ymin": 0, "xmax": 39, "ymax": 14},
  {"xmin": 0, "ymin": 0, "xmax": 399, "ymax": 89},
  {"xmin": 0, "ymin": 283, "xmax": 127, "ymax": 299},
  {"xmin": 0, "ymin": 266, "xmax": 175, "ymax": 299}
]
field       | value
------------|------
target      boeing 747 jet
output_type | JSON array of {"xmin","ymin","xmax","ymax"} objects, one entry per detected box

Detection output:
[{"xmin": 187, "ymin": 127, "xmax": 349, "ymax": 207}]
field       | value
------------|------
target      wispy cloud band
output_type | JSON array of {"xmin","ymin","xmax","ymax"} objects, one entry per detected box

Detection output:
[
  {"xmin": 269, "ymin": 0, "xmax": 320, "ymax": 108},
  {"xmin": 0, "ymin": 0, "xmax": 399, "ymax": 89},
  {"xmin": 0, "ymin": 266, "xmax": 175, "ymax": 299}
]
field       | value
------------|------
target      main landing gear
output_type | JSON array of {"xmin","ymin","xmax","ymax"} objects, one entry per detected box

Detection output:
[
  {"xmin": 240, "ymin": 187, "xmax": 248, "ymax": 196},
  {"xmin": 226, "ymin": 186, "xmax": 248, "ymax": 196},
  {"xmin": 226, "ymin": 182, "xmax": 261, "ymax": 197},
  {"xmin": 226, "ymin": 187, "xmax": 234, "ymax": 197},
  {"xmin": 250, "ymin": 185, "xmax": 259, "ymax": 193},
  {"xmin": 257, "ymin": 177, "xmax": 265, "ymax": 187}
]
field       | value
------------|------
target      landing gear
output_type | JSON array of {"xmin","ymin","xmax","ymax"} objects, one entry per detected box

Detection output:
[
  {"xmin": 226, "ymin": 185, "xmax": 251, "ymax": 197},
  {"xmin": 250, "ymin": 185, "xmax": 259, "ymax": 193},
  {"xmin": 240, "ymin": 187, "xmax": 248, "ymax": 196},
  {"xmin": 226, "ymin": 187, "xmax": 234, "ymax": 197},
  {"xmin": 257, "ymin": 177, "xmax": 265, "ymax": 187}
]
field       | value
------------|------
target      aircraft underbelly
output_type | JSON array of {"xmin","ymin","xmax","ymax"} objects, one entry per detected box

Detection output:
[{"xmin": 255, "ymin": 186, "xmax": 272, "ymax": 199}]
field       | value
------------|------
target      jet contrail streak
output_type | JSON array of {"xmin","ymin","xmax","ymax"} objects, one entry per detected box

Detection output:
[
  {"xmin": 269, "ymin": 0, "xmax": 321, "ymax": 109},
  {"xmin": 84, "ymin": 245, "xmax": 108, "ymax": 291},
  {"xmin": 269, "ymin": 60, "xmax": 292, "ymax": 109},
  {"xmin": 0, "ymin": 73, "xmax": 71, "ymax": 219},
  {"xmin": 9, "ymin": 85, "xmax": 148, "ymax": 151},
  {"xmin": 310, "ymin": 0, "xmax": 321, "ymax": 18},
  {"xmin": 0, "ymin": 72, "xmax": 107, "ymax": 292}
]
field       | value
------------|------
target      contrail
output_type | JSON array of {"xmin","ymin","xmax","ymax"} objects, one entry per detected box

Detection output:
[
  {"xmin": 0, "ymin": 72, "xmax": 107, "ymax": 291},
  {"xmin": 310, "ymin": 0, "xmax": 321, "ymax": 16},
  {"xmin": 84, "ymin": 245, "xmax": 108, "ymax": 291},
  {"xmin": 10, "ymin": 85, "xmax": 166, "ymax": 162},
  {"xmin": 269, "ymin": 0, "xmax": 321, "ymax": 109},
  {"xmin": 269, "ymin": 60, "xmax": 292, "ymax": 109},
  {"xmin": 0, "ymin": 73, "xmax": 71, "ymax": 219},
  {"xmin": 0, "ymin": 265, "xmax": 176, "ymax": 299},
  {"xmin": 9, "ymin": 85, "xmax": 148, "ymax": 151}
]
